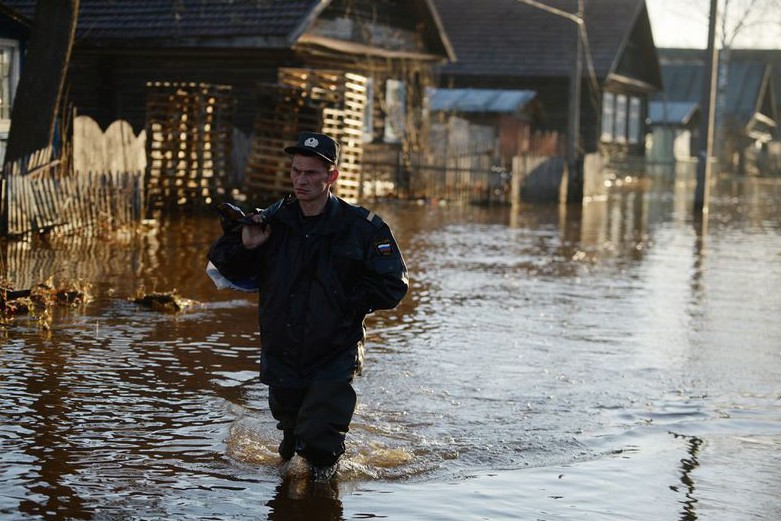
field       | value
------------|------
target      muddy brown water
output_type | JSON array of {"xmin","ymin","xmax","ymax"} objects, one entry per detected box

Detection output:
[{"xmin": 1, "ymin": 172, "xmax": 780, "ymax": 520}]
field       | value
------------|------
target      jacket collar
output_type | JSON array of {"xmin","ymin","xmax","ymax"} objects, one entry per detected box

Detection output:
[{"xmin": 277, "ymin": 192, "xmax": 346, "ymax": 234}]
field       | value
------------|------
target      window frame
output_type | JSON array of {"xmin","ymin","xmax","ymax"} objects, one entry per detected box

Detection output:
[
  {"xmin": 0, "ymin": 38, "xmax": 20, "ymax": 164},
  {"xmin": 614, "ymin": 94, "xmax": 628, "ymax": 144},
  {"xmin": 0, "ymin": 38, "xmax": 20, "ymax": 127},
  {"xmin": 628, "ymin": 96, "xmax": 642, "ymax": 145},
  {"xmin": 383, "ymin": 78, "xmax": 406, "ymax": 144},
  {"xmin": 600, "ymin": 92, "xmax": 615, "ymax": 142}
]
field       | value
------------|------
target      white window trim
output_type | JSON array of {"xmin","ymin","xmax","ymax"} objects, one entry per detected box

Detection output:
[
  {"xmin": 384, "ymin": 79, "xmax": 406, "ymax": 144},
  {"xmin": 628, "ymin": 96, "xmax": 641, "ymax": 145},
  {"xmin": 601, "ymin": 92, "xmax": 614, "ymax": 142},
  {"xmin": 614, "ymin": 94, "xmax": 628, "ymax": 144},
  {"xmin": 0, "ymin": 38, "xmax": 20, "ymax": 134}
]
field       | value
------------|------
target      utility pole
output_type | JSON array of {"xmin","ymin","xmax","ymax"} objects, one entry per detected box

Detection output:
[
  {"xmin": 516, "ymin": 0, "xmax": 584, "ymax": 204},
  {"xmin": 695, "ymin": 0, "xmax": 719, "ymax": 215},
  {"xmin": 565, "ymin": 0, "xmax": 584, "ymax": 203}
]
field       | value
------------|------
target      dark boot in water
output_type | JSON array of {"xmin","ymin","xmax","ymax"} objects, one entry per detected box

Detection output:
[
  {"xmin": 278, "ymin": 431, "xmax": 295, "ymax": 461},
  {"xmin": 309, "ymin": 463, "xmax": 337, "ymax": 483}
]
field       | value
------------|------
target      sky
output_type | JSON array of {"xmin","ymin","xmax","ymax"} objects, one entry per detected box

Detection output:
[{"xmin": 646, "ymin": 0, "xmax": 781, "ymax": 49}]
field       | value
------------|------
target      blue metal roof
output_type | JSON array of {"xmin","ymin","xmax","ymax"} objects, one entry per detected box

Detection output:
[
  {"xmin": 648, "ymin": 101, "xmax": 699, "ymax": 126},
  {"xmin": 428, "ymin": 87, "xmax": 537, "ymax": 114},
  {"xmin": 657, "ymin": 57, "xmax": 774, "ymax": 126}
]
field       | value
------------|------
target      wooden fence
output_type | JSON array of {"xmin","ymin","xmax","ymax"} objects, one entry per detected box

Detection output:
[
  {"xmin": 1, "ymin": 162, "xmax": 144, "ymax": 237},
  {"xmin": 362, "ymin": 119, "xmax": 566, "ymax": 205},
  {"xmin": 1, "ymin": 115, "xmax": 148, "ymax": 237}
]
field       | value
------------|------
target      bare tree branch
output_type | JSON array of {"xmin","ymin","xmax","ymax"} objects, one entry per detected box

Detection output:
[{"xmin": 719, "ymin": 0, "xmax": 781, "ymax": 48}]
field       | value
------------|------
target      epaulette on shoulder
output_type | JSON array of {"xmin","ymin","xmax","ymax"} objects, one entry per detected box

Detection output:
[{"xmin": 350, "ymin": 204, "xmax": 385, "ymax": 228}]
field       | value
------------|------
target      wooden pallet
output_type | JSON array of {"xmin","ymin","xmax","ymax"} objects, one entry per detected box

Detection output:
[
  {"xmin": 144, "ymin": 82, "xmax": 234, "ymax": 211},
  {"xmin": 243, "ymin": 70, "xmax": 368, "ymax": 203}
]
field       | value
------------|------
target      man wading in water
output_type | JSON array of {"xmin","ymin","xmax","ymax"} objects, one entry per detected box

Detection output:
[{"xmin": 207, "ymin": 131, "xmax": 408, "ymax": 481}]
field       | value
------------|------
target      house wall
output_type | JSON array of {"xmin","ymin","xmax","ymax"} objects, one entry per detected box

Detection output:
[
  {"xmin": 65, "ymin": 47, "xmax": 440, "ymax": 203},
  {"xmin": 312, "ymin": 1, "xmax": 423, "ymax": 53},
  {"xmin": 646, "ymin": 123, "xmax": 698, "ymax": 166},
  {"xmin": 497, "ymin": 115, "xmax": 531, "ymax": 166},
  {"xmin": 67, "ymin": 48, "xmax": 292, "ymax": 134},
  {"xmin": 312, "ymin": 0, "xmax": 445, "ymax": 56}
]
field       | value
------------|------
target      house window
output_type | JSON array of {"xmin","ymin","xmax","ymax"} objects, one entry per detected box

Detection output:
[
  {"xmin": 384, "ymin": 79, "xmax": 406, "ymax": 144},
  {"xmin": 614, "ymin": 94, "xmax": 627, "ymax": 143},
  {"xmin": 628, "ymin": 96, "xmax": 641, "ymax": 144},
  {"xmin": 601, "ymin": 92, "xmax": 614, "ymax": 142},
  {"xmin": 0, "ymin": 40, "xmax": 19, "ymax": 121},
  {"xmin": 0, "ymin": 39, "xmax": 20, "ymax": 163}
]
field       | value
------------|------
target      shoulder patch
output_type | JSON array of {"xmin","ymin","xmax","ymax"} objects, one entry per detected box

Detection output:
[
  {"xmin": 351, "ymin": 204, "xmax": 385, "ymax": 228},
  {"xmin": 374, "ymin": 239, "xmax": 395, "ymax": 256}
]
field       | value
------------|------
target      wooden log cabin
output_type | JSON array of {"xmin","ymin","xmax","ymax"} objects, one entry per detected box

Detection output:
[{"xmin": 0, "ymin": 0, "xmax": 454, "ymax": 207}]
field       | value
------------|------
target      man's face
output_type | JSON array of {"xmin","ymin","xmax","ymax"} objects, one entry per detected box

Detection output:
[{"xmin": 290, "ymin": 154, "xmax": 336, "ymax": 203}]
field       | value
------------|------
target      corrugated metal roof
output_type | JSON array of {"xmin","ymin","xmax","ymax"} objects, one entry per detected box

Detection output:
[
  {"xmin": 657, "ymin": 58, "xmax": 772, "ymax": 125},
  {"xmin": 648, "ymin": 101, "xmax": 698, "ymax": 126},
  {"xmin": 428, "ymin": 87, "xmax": 537, "ymax": 113},
  {"xmin": 726, "ymin": 62, "xmax": 768, "ymax": 118},
  {"xmin": 1, "ymin": 0, "xmax": 453, "ymax": 58},
  {"xmin": 432, "ymin": 0, "xmax": 647, "ymax": 79},
  {"xmin": 2, "ymin": 0, "xmax": 320, "ymax": 41}
]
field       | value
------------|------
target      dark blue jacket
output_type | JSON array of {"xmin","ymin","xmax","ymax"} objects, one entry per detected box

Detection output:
[{"xmin": 208, "ymin": 194, "xmax": 408, "ymax": 387}]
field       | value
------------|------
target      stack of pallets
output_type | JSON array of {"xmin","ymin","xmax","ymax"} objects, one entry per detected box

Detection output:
[
  {"xmin": 243, "ymin": 82, "xmax": 319, "ymax": 202},
  {"xmin": 244, "ymin": 69, "xmax": 368, "ymax": 203},
  {"xmin": 145, "ymin": 82, "xmax": 234, "ymax": 211}
]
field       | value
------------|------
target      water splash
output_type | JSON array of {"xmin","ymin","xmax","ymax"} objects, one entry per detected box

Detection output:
[{"xmin": 225, "ymin": 414, "xmax": 432, "ymax": 481}]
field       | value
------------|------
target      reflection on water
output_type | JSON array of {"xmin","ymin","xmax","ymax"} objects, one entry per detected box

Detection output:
[
  {"xmin": 267, "ymin": 459, "xmax": 343, "ymax": 521},
  {"xmin": 671, "ymin": 432, "xmax": 703, "ymax": 521},
  {"xmin": 2, "ymin": 173, "xmax": 781, "ymax": 520}
]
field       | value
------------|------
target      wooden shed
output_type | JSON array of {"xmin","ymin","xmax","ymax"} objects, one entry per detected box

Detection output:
[
  {"xmin": 646, "ymin": 101, "xmax": 700, "ymax": 164},
  {"xmin": 427, "ymin": 87, "xmax": 541, "ymax": 169}
]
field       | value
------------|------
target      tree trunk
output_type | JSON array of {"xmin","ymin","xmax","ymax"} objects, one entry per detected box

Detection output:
[{"xmin": 3, "ymin": 0, "xmax": 79, "ymax": 170}]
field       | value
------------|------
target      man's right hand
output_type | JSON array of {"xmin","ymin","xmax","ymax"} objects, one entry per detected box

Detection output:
[{"xmin": 241, "ymin": 215, "xmax": 271, "ymax": 249}]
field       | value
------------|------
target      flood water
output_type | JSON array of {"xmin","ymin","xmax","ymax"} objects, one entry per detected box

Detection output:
[{"xmin": 1, "ymin": 170, "xmax": 780, "ymax": 520}]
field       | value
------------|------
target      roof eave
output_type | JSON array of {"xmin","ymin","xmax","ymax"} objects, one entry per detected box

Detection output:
[
  {"xmin": 685, "ymin": 106, "xmax": 700, "ymax": 125},
  {"xmin": 606, "ymin": 0, "xmax": 643, "ymax": 76},
  {"xmin": 75, "ymin": 35, "xmax": 292, "ymax": 50},
  {"xmin": 423, "ymin": 0, "xmax": 457, "ymax": 63},
  {"xmin": 295, "ymin": 33, "xmax": 450, "ymax": 62},
  {"xmin": 751, "ymin": 112, "xmax": 776, "ymax": 128},
  {"xmin": 606, "ymin": 73, "xmax": 658, "ymax": 93},
  {"xmin": 606, "ymin": 2, "xmax": 663, "ymax": 90},
  {"xmin": 0, "ymin": 3, "xmax": 32, "ymax": 27},
  {"xmin": 287, "ymin": 0, "xmax": 333, "ymax": 46},
  {"xmin": 754, "ymin": 64, "xmax": 773, "ymax": 115}
]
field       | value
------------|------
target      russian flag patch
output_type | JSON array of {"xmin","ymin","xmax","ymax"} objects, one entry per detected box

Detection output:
[{"xmin": 375, "ymin": 241, "xmax": 393, "ymax": 256}]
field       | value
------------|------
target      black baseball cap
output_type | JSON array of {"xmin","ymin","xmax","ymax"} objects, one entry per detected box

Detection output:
[{"xmin": 284, "ymin": 131, "xmax": 340, "ymax": 166}]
